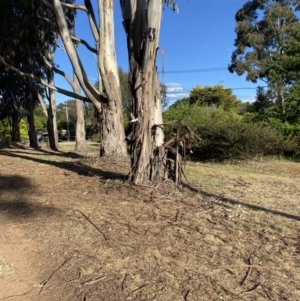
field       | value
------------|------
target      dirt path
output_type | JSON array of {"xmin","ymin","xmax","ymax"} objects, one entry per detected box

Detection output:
[{"xmin": 0, "ymin": 144, "xmax": 299, "ymax": 301}]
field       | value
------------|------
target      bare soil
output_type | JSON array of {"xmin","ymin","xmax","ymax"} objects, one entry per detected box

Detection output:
[{"xmin": 0, "ymin": 143, "xmax": 299, "ymax": 301}]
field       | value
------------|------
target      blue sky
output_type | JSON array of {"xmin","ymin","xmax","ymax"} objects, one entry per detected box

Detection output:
[{"xmin": 54, "ymin": 0, "xmax": 261, "ymax": 105}]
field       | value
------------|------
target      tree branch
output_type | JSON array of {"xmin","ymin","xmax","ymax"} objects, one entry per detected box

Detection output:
[
  {"xmin": 0, "ymin": 56, "xmax": 90, "ymax": 102},
  {"xmin": 42, "ymin": 55, "xmax": 74, "ymax": 87},
  {"xmin": 38, "ymin": 0, "xmax": 55, "ymax": 12},
  {"xmin": 84, "ymin": 0, "xmax": 99, "ymax": 42},
  {"xmin": 52, "ymin": 0, "xmax": 103, "ymax": 110},
  {"xmin": 71, "ymin": 36, "xmax": 97, "ymax": 54},
  {"xmin": 27, "ymin": 79, "xmax": 48, "ymax": 118},
  {"xmin": 60, "ymin": 2, "xmax": 87, "ymax": 12}
]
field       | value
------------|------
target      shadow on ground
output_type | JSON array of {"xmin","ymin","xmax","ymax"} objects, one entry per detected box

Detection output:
[
  {"xmin": 0, "ymin": 175, "xmax": 62, "ymax": 221},
  {"xmin": 0, "ymin": 142, "xmax": 85, "ymax": 159},
  {"xmin": 183, "ymin": 182, "xmax": 300, "ymax": 221},
  {"xmin": 0, "ymin": 147, "xmax": 126, "ymax": 180}
]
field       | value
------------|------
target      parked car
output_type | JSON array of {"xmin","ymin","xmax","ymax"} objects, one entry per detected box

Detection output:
[{"xmin": 37, "ymin": 133, "xmax": 48, "ymax": 143}]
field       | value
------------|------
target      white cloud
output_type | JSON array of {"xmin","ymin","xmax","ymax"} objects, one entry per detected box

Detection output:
[
  {"xmin": 165, "ymin": 83, "xmax": 189, "ymax": 100},
  {"xmin": 167, "ymin": 93, "xmax": 189, "ymax": 99},
  {"xmin": 165, "ymin": 82, "xmax": 185, "ymax": 93},
  {"xmin": 241, "ymin": 96, "xmax": 256, "ymax": 103}
]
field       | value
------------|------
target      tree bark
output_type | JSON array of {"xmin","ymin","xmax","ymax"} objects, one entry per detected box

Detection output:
[
  {"xmin": 121, "ymin": 0, "xmax": 167, "ymax": 183},
  {"xmin": 97, "ymin": 0, "xmax": 127, "ymax": 157},
  {"xmin": 27, "ymin": 91, "xmax": 38, "ymax": 148},
  {"xmin": 46, "ymin": 70, "xmax": 59, "ymax": 150},
  {"xmin": 11, "ymin": 110, "xmax": 20, "ymax": 142},
  {"xmin": 74, "ymin": 76, "xmax": 87, "ymax": 153},
  {"xmin": 49, "ymin": 0, "xmax": 127, "ymax": 157}
]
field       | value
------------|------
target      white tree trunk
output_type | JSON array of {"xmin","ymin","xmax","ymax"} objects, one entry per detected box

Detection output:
[
  {"xmin": 74, "ymin": 75, "xmax": 87, "ymax": 153},
  {"xmin": 50, "ymin": 0, "xmax": 127, "ymax": 157}
]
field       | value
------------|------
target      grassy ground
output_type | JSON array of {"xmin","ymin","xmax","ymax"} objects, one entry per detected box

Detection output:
[{"xmin": 0, "ymin": 142, "xmax": 299, "ymax": 301}]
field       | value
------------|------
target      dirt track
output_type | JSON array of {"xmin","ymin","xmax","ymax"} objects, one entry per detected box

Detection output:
[{"xmin": 0, "ymin": 144, "xmax": 299, "ymax": 300}]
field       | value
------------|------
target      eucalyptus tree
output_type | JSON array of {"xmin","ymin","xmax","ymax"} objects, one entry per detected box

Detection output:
[
  {"xmin": 36, "ymin": 0, "xmax": 178, "ymax": 183},
  {"xmin": 229, "ymin": 0, "xmax": 300, "ymax": 115},
  {"xmin": 120, "ymin": 0, "xmax": 178, "ymax": 183},
  {"xmin": 39, "ymin": 0, "xmax": 128, "ymax": 157}
]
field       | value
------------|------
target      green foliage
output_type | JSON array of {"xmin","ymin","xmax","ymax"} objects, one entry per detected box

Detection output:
[
  {"xmin": 267, "ymin": 118, "xmax": 300, "ymax": 138},
  {"xmin": 230, "ymin": 0, "xmax": 299, "ymax": 83},
  {"xmin": 34, "ymin": 107, "xmax": 47, "ymax": 132},
  {"xmin": 194, "ymin": 120, "xmax": 294, "ymax": 161},
  {"xmin": 244, "ymin": 86, "xmax": 276, "ymax": 121},
  {"xmin": 118, "ymin": 68, "xmax": 131, "ymax": 110},
  {"xmin": 230, "ymin": 0, "xmax": 300, "ymax": 115},
  {"xmin": 269, "ymin": 23, "xmax": 300, "ymax": 85},
  {"xmin": 284, "ymin": 84, "xmax": 300, "ymax": 124},
  {"xmin": 57, "ymin": 120, "xmax": 75, "ymax": 136},
  {"xmin": 0, "ymin": 119, "xmax": 10, "ymax": 141},
  {"xmin": 189, "ymin": 85, "xmax": 241, "ymax": 110},
  {"xmin": 164, "ymin": 88, "xmax": 297, "ymax": 161},
  {"xmin": 19, "ymin": 119, "xmax": 29, "ymax": 140},
  {"xmin": 163, "ymin": 0, "xmax": 179, "ymax": 13}
]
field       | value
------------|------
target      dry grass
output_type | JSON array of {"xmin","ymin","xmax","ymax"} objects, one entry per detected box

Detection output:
[{"xmin": 0, "ymin": 142, "xmax": 299, "ymax": 301}]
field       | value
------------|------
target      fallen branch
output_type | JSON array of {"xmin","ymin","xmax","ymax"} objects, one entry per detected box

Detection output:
[
  {"xmin": 74, "ymin": 210, "xmax": 108, "ymax": 241},
  {"xmin": 39, "ymin": 257, "xmax": 71, "ymax": 294}
]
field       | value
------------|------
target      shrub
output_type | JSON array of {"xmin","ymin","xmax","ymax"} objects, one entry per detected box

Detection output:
[
  {"xmin": 163, "ymin": 101, "xmax": 296, "ymax": 161},
  {"xmin": 193, "ymin": 121, "xmax": 295, "ymax": 161}
]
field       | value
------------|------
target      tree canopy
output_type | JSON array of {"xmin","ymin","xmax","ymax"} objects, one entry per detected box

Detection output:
[
  {"xmin": 229, "ymin": 0, "xmax": 300, "ymax": 114},
  {"xmin": 189, "ymin": 85, "xmax": 241, "ymax": 110}
]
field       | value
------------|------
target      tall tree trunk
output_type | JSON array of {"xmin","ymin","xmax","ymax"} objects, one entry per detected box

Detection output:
[
  {"xmin": 98, "ymin": 0, "xmax": 127, "ymax": 157},
  {"xmin": 276, "ymin": 84, "xmax": 285, "ymax": 116},
  {"xmin": 70, "ymin": 21, "xmax": 87, "ymax": 154},
  {"xmin": 99, "ymin": 100, "xmax": 127, "ymax": 157},
  {"xmin": 11, "ymin": 110, "xmax": 20, "ymax": 142},
  {"xmin": 74, "ymin": 76, "xmax": 87, "ymax": 153},
  {"xmin": 51, "ymin": 0, "xmax": 127, "ymax": 157},
  {"xmin": 27, "ymin": 91, "xmax": 38, "ymax": 148},
  {"xmin": 121, "ymin": 0, "xmax": 166, "ymax": 184},
  {"xmin": 47, "ymin": 70, "xmax": 59, "ymax": 150}
]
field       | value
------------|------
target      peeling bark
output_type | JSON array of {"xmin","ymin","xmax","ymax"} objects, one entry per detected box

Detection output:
[{"xmin": 121, "ymin": 0, "xmax": 167, "ymax": 183}]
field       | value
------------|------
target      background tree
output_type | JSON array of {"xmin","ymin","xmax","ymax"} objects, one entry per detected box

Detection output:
[
  {"xmin": 163, "ymin": 85, "xmax": 296, "ymax": 162},
  {"xmin": 39, "ymin": 0, "xmax": 128, "ymax": 157},
  {"xmin": 189, "ymin": 85, "xmax": 241, "ymax": 110},
  {"xmin": 229, "ymin": 0, "xmax": 300, "ymax": 115}
]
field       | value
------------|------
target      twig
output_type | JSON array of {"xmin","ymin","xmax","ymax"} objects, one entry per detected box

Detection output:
[
  {"xmin": 121, "ymin": 273, "xmax": 127, "ymax": 291},
  {"xmin": 241, "ymin": 283, "xmax": 261, "ymax": 294},
  {"xmin": 81, "ymin": 275, "xmax": 106, "ymax": 285},
  {"xmin": 212, "ymin": 264, "xmax": 288, "ymax": 270},
  {"xmin": 39, "ymin": 258, "xmax": 71, "ymax": 294},
  {"xmin": 126, "ymin": 284, "xmax": 148, "ymax": 299},
  {"xmin": 0, "ymin": 289, "xmax": 37, "ymax": 300},
  {"xmin": 240, "ymin": 255, "xmax": 254, "ymax": 285},
  {"xmin": 183, "ymin": 289, "xmax": 190, "ymax": 301},
  {"xmin": 74, "ymin": 210, "xmax": 108, "ymax": 241},
  {"xmin": 173, "ymin": 209, "xmax": 180, "ymax": 221},
  {"xmin": 200, "ymin": 209, "xmax": 213, "ymax": 214}
]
